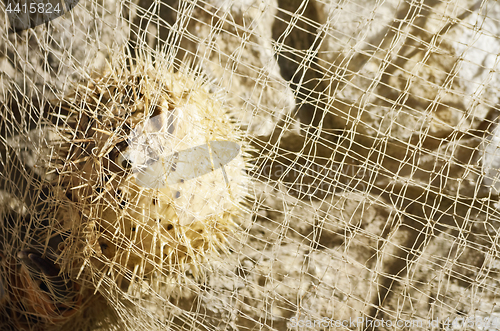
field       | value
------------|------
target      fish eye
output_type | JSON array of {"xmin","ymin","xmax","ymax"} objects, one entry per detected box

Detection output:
[
  {"xmin": 107, "ymin": 140, "xmax": 131, "ymax": 170},
  {"xmin": 116, "ymin": 152, "xmax": 132, "ymax": 169}
]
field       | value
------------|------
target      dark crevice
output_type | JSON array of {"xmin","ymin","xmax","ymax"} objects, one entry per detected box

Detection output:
[{"xmin": 272, "ymin": 0, "xmax": 328, "ymax": 132}]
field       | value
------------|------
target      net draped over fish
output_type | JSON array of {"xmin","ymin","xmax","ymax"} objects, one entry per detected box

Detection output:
[{"xmin": 1, "ymin": 0, "xmax": 500, "ymax": 330}]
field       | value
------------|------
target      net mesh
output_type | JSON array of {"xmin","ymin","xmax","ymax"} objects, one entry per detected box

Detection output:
[{"xmin": 2, "ymin": 0, "xmax": 500, "ymax": 330}]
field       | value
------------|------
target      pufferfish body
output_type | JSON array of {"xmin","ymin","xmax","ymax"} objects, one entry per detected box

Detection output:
[{"xmin": 49, "ymin": 52, "xmax": 248, "ymax": 292}]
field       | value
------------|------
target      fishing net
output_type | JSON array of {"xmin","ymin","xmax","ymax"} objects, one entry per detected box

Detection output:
[{"xmin": 2, "ymin": 0, "xmax": 500, "ymax": 330}]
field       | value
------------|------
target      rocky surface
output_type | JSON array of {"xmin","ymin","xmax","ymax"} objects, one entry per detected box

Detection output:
[{"xmin": 2, "ymin": 0, "xmax": 500, "ymax": 330}]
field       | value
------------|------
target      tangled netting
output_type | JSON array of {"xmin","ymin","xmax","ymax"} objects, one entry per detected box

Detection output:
[{"xmin": 2, "ymin": 0, "xmax": 500, "ymax": 330}]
